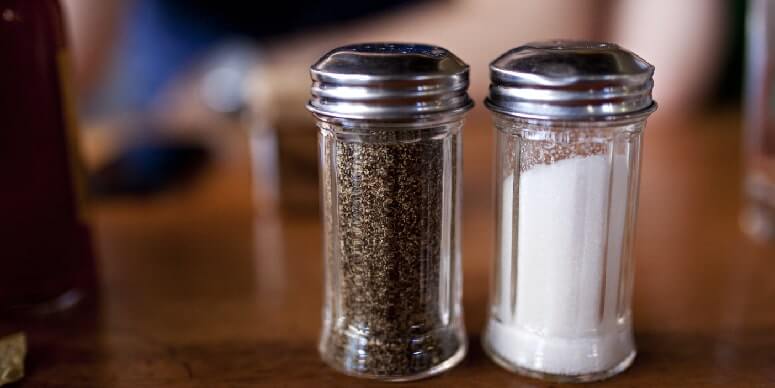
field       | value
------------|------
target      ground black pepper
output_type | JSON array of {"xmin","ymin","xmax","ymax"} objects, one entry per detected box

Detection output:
[
  {"xmin": 320, "ymin": 128, "xmax": 461, "ymax": 377},
  {"xmin": 309, "ymin": 42, "xmax": 471, "ymax": 380}
]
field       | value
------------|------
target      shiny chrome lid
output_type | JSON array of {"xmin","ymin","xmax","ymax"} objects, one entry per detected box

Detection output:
[
  {"xmin": 486, "ymin": 40, "xmax": 656, "ymax": 120},
  {"xmin": 306, "ymin": 43, "xmax": 473, "ymax": 121}
]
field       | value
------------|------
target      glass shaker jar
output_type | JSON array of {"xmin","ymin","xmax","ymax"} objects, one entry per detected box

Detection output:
[
  {"xmin": 742, "ymin": 0, "xmax": 775, "ymax": 241},
  {"xmin": 0, "ymin": 0, "xmax": 96, "ymax": 311},
  {"xmin": 307, "ymin": 43, "xmax": 472, "ymax": 381},
  {"xmin": 482, "ymin": 41, "xmax": 656, "ymax": 382}
]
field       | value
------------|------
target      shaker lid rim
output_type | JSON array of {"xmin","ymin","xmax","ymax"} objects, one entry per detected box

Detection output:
[
  {"xmin": 306, "ymin": 99, "xmax": 474, "ymax": 121},
  {"xmin": 484, "ymin": 99, "xmax": 658, "ymax": 121}
]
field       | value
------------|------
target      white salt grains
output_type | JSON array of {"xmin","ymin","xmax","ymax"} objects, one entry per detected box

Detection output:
[{"xmin": 485, "ymin": 154, "xmax": 635, "ymax": 377}]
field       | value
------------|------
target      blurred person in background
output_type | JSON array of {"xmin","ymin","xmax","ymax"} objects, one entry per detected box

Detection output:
[
  {"xmin": 64, "ymin": 0, "xmax": 727, "ymax": 125},
  {"xmin": 61, "ymin": 0, "xmax": 734, "ymax": 202}
]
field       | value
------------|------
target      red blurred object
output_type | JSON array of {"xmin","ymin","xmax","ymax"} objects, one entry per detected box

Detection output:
[{"xmin": 0, "ymin": 0, "xmax": 95, "ymax": 310}]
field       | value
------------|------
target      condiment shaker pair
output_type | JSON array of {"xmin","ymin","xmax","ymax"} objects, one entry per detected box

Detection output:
[{"xmin": 306, "ymin": 41, "xmax": 657, "ymax": 383}]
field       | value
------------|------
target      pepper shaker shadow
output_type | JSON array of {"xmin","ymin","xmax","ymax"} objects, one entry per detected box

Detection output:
[
  {"xmin": 307, "ymin": 43, "xmax": 472, "ymax": 381},
  {"xmin": 482, "ymin": 41, "xmax": 657, "ymax": 382}
]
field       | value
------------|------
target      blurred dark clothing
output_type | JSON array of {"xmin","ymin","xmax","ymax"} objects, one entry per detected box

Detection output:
[
  {"xmin": 86, "ymin": 0, "xmax": 420, "ymax": 115},
  {"xmin": 162, "ymin": 0, "xmax": 420, "ymax": 38},
  {"xmin": 713, "ymin": 0, "xmax": 746, "ymax": 106}
]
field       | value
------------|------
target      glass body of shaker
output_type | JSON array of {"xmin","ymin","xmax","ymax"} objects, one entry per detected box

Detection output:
[
  {"xmin": 742, "ymin": 0, "xmax": 775, "ymax": 241},
  {"xmin": 483, "ymin": 113, "xmax": 645, "ymax": 382},
  {"xmin": 0, "ymin": 0, "xmax": 96, "ymax": 311},
  {"xmin": 316, "ymin": 117, "xmax": 466, "ymax": 381}
]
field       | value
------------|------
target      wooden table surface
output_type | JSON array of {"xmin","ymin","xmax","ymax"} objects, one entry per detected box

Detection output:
[{"xmin": 8, "ymin": 110, "xmax": 775, "ymax": 387}]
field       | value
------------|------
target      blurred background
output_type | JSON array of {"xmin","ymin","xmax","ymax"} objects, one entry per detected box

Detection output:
[
  {"xmin": 5, "ymin": 1, "xmax": 775, "ymax": 385},
  {"xmin": 60, "ymin": 0, "xmax": 744, "ymax": 215}
]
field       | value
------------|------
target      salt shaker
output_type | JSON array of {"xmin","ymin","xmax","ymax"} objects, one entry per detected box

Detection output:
[
  {"xmin": 482, "ymin": 41, "xmax": 656, "ymax": 382},
  {"xmin": 307, "ymin": 43, "xmax": 472, "ymax": 381}
]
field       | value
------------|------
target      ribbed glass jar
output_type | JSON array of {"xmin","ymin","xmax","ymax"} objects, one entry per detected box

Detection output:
[
  {"xmin": 482, "ymin": 40, "xmax": 656, "ymax": 382},
  {"xmin": 317, "ymin": 118, "xmax": 465, "ymax": 381},
  {"xmin": 307, "ymin": 43, "xmax": 472, "ymax": 381},
  {"xmin": 484, "ymin": 113, "xmax": 645, "ymax": 382}
]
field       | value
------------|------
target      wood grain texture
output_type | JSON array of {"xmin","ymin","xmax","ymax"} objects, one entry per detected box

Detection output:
[{"xmin": 6, "ymin": 110, "xmax": 775, "ymax": 387}]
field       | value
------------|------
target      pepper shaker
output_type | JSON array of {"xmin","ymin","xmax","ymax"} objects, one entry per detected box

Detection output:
[
  {"xmin": 482, "ymin": 41, "xmax": 656, "ymax": 382},
  {"xmin": 307, "ymin": 43, "xmax": 472, "ymax": 381}
]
